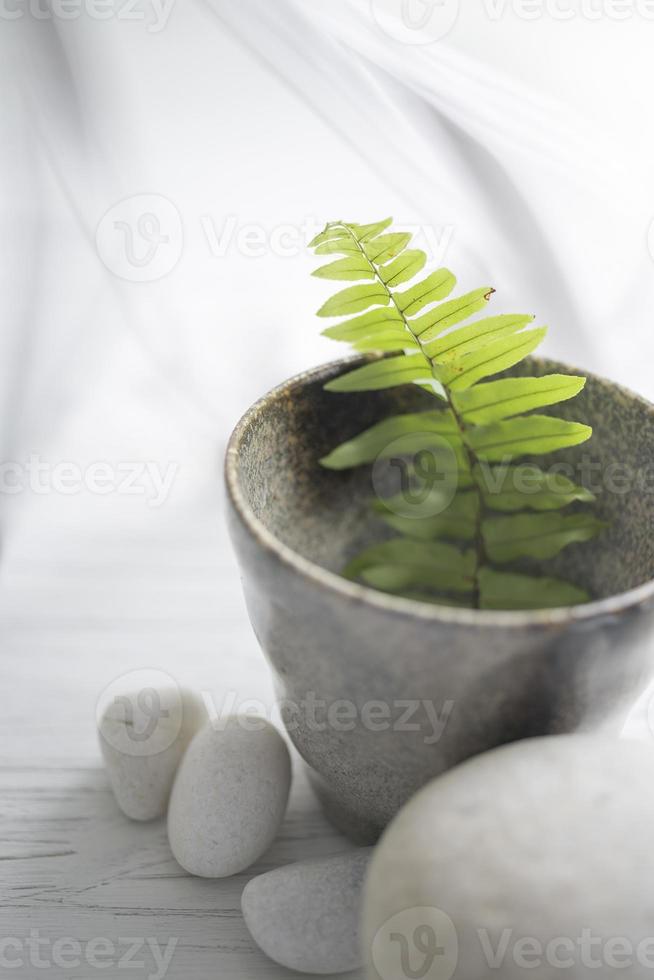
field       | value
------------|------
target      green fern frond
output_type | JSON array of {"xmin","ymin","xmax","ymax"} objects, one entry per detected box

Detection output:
[{"xmin": 311, "ymin": 218, "xmax": 604, "ymax": 611}]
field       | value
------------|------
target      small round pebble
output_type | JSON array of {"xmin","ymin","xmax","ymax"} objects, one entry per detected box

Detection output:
[
  {"xmin": 364, "ymin": 736, "xmax": 654, "ymax": 980},
  {"xmin": 242, "ymin": 848, "xmax": 373, "ymax": 975},
  {"xmin": 167, "ymin": 716, "xmax": 291, "ymax": 877},
  {"xmin": 98, "ymin": 684, "xmax": 206, "ymax": 821}
]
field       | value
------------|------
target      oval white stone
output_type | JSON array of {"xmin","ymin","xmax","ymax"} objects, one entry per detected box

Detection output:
[
  {"xmin": 242, "ymin": 848, "xmax": 372, "ymax": 975},
  {"xmin": 98, "ymin": 683, "xmax": 207, "ymax": 821},
  {"xmin": 364, "ymin": 736, "xmax": 654, "ymax": 980},
  {"xmin": 167, "ymin": 717, "xmax": 291, "ymax": 877}
]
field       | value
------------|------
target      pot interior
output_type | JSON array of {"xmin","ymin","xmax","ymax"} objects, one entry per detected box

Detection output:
[{"xmin": 231, "ymin": 357, "xmax": 654, "ymax": 602}]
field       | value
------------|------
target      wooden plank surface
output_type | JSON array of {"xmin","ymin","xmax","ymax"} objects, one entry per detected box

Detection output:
[{"xmin": 0, "ymin": 511, "xmax": 363, "ymax": 979}]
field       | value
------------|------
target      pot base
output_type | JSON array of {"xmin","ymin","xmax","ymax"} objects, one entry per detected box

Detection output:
[{"xmin": 307, "ymin": 768, "xmax": 383, "ymax": 845}]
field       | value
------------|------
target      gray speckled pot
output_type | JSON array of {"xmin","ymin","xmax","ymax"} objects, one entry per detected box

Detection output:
[{"xmin": 225, "ymin": 355, "xmax": 654, "ymax": 844}]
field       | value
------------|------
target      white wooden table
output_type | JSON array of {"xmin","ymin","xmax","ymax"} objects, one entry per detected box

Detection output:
[
  {"xmin": 2, "ymin": 481, "xmax": 651, "ymax": 980},
  {"xmin": 0, "ymin": 508, "xmax": 362, "ymax": 980}
]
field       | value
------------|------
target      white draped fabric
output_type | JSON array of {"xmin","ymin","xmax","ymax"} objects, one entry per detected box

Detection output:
[{"xmin": 1, "ymin": 2, "xmax": 653, "ymax": 744}]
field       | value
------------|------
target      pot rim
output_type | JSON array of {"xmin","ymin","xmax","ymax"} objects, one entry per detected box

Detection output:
[{"xmin": 225, "ymin": 354, "xmax": 654, "ymax": 629}]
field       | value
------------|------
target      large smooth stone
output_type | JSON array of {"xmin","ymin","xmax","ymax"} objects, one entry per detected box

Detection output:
[
  {"xmin": 242, "ymin": 848, "xmax": 372, "ymax": 974},
  {"xmin": 98, "ymin": 683, "xmax": 206, "ymax": 821},
  {"xmin": 167, "ymin": 717, "xmax": 291, "ymax": 877},
  {"xmin": 364, "ymin": 736, "xmax": 654, "ymax": 980}
]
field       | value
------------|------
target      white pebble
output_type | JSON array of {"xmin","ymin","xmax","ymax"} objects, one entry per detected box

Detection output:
[
  {"xmin": 242, "ymin": 849, "xmax": 372, "ymax": 974},
  {"xmin": 98, "ymin": 684, "xmax": 207, "ymax": 821},
  {"xmin": 364, "ymin": 736, "xmax": 654, "ymax": 980},
  {"xmin": 167, "ymin": 716, "xmax": 291, "ymax": 877}
]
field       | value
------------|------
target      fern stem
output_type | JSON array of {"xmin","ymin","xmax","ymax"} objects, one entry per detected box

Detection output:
[
  {"xmin": 330, "ymin": 221, "xmax": 487, "ymax": 608},
  {"xmin": 445, "ymin": 397, "xmax": 487, "ymax": 609}
]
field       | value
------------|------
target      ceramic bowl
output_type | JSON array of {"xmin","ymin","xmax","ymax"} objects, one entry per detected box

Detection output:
[{"xmin": 225, "ymin": 355, "xmax": 654, "ymax": 843}]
